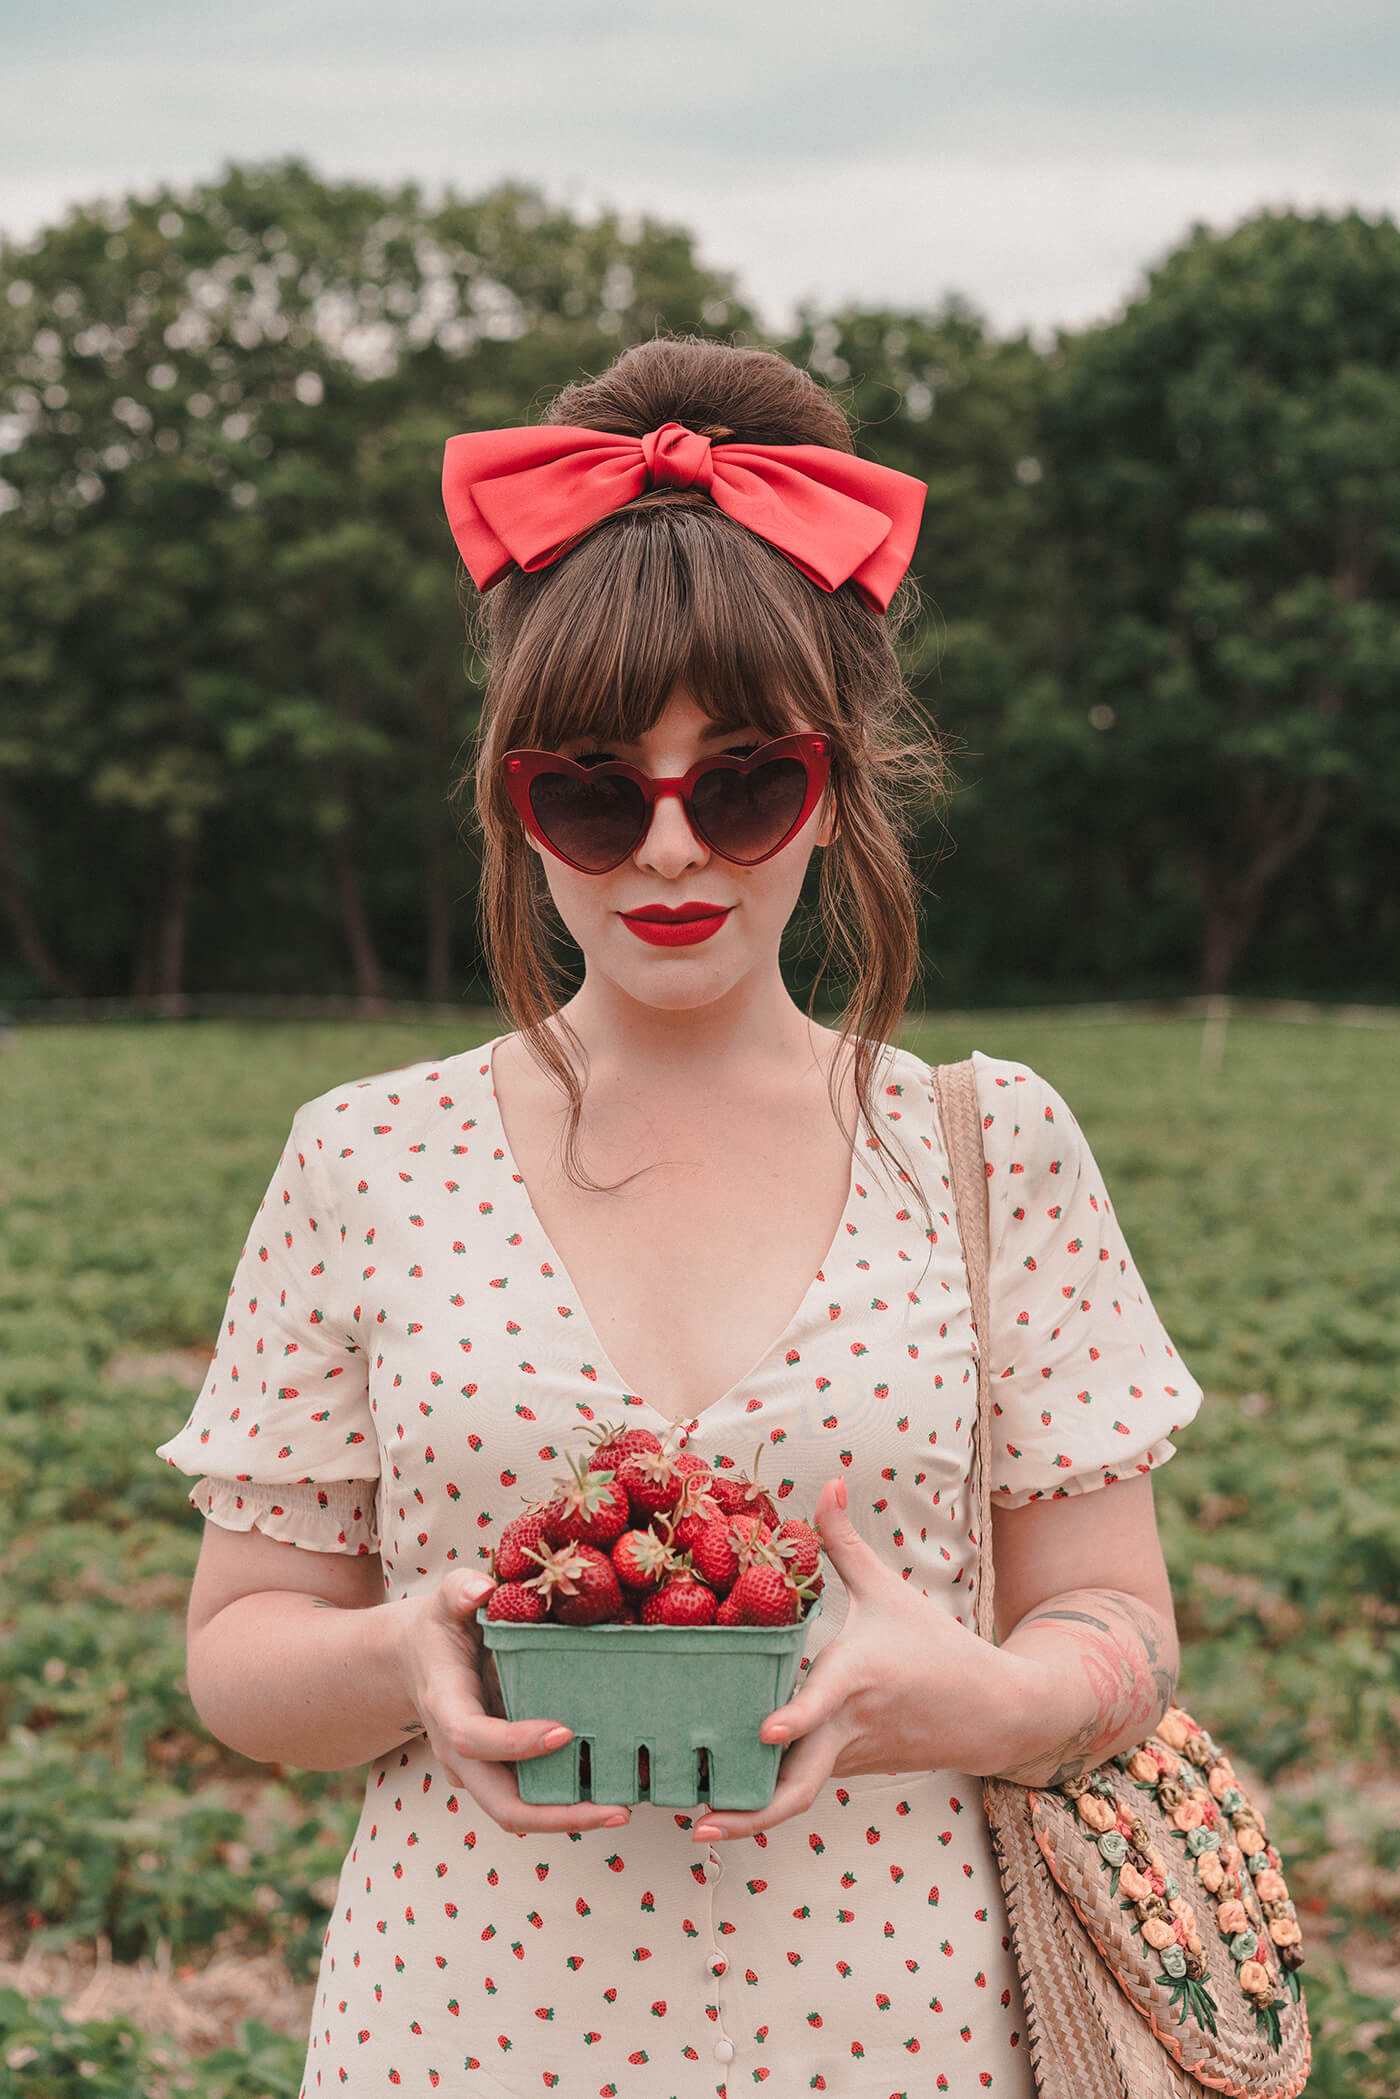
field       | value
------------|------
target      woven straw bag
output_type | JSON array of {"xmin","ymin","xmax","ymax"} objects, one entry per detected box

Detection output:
[{"xmin": 931, "ymin": 1060, "xmax": 1312, "ymax": 2099}]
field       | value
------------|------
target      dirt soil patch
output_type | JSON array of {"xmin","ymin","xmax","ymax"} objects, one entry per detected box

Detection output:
[{"xmin": 0, "ymin": 1934, "xmax": 314, "ymax": 2057}]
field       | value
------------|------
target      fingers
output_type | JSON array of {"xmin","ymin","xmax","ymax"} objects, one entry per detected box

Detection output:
[
  {"xmin": 759, "ymin": 1653, "xmax": 849, "ymax": 1748},
  {"xmin": 690, "ymin": 1725, "xmax": 841, "ymax": 1843},
  {"xmin": 437, "ymin": 1709, "xmax": 578, "ymax": 1766},
  {"xmin": 457, "ymin": 1753, "xmax": 633, "ymax": 1837},
  {"xmin": 813, "ymin": 1477, "xmax": 890, "ymax": 1599},
  {"xmin": 415, "ymin": 1571, "xmax": 633, "ymax": 1832},
  {"xmin": 420, "ymin": 1659, "xmax": 585, "ymax": 1772},
  {"xmin": 421, "ymin": 1702, "xmax": 634, "ymax": 1834},
  {"xmin": 441, "ymin": 1569, "xmax": 496, "ymax": 1621}
]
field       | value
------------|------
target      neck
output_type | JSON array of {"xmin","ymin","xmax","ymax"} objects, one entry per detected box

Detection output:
[{"xmin": 553, "ymin": 965, "xmax": 837, "ymax": 1099}]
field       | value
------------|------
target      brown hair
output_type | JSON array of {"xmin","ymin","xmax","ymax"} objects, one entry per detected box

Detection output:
[{"xmin": 457, "ymin": 335, "xmax": 945, "ymax": 1195}]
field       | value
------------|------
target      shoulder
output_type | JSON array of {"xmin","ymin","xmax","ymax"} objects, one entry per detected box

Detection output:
[
  {"xmin": 896, "ymin": 1049, "xmax": 1089, "ymax": 1183},
  {"xmin": 289, "ymin": 1040, "xmax": 501, "ymax": 1163},
  {"xmin": 962, "ymin": 1053, "xmax": 1112, "ymax": 1221},
  {"xmin": 970, "ymin": 1051, "xmax": 1080, "ymax": 1143}
]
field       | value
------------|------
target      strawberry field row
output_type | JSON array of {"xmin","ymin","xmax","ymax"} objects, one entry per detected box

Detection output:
[{"xmin": 1, "ymin": 1016, "xmax": 1396, "ymax": 2092}]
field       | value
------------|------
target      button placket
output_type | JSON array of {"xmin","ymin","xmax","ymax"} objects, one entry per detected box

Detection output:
[{"xmin": 700, "ymin": 1845, "xmax": 737, "ymax": 2063}]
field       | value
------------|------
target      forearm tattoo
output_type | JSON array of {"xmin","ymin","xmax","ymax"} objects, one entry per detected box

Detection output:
[{"xmin": 997, "ymin": 1589, "xmax": 1180, "ymax": 1788}]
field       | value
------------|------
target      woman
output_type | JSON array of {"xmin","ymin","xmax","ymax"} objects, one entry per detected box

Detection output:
[{"xmin": 158, "ymin": 336, "xmax": 1201, "ymax": 2097}]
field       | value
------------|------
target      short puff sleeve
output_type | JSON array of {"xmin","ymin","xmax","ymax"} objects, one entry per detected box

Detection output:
[
  {"xmin": 155, "ymin": 1099, "xmax": 379, "ymax": 1555},
  {"xmin": 974, "ymin": 1052, "xmax": 1202, "ymax": 1509}
]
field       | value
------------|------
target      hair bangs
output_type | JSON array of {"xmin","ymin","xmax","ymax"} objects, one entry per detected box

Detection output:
[{"xmin": 487, "ymin": 500, "xmax": 839, "ymax": 757}]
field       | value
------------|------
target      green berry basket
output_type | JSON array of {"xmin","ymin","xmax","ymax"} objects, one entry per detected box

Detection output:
[{"xmin": 482, "ymin": 1606, "xmax": 820, "ymax": 1809}]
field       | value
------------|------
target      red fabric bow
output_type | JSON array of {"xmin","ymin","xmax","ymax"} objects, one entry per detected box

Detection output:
[{"xmin": 441, "ymin": 421, "xmax": 927, "ymax": 611}]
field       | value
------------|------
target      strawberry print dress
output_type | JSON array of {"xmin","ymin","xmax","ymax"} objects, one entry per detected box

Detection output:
[{"xmin": 157, "ymin": 1040, "xmax": 1202, "ymax": 2098}]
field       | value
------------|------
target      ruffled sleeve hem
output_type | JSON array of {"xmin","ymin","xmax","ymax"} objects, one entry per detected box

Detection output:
[
  {"xmin": 990, "ymin": 1433, "xmax": 1182, "ymax": 1511},
  {"xmin": 190, "ymin": 1475, "xmax": 380, "ymax": 1556}
]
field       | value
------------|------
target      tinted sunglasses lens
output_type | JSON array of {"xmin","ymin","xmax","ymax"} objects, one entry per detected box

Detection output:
[
  {"xmin": 689, "ymin": 755, "xmax": 810, "ymax": 863},
  {"xmin": 528, "ymin": 771, "xmax": 645, "ymax": 870}
]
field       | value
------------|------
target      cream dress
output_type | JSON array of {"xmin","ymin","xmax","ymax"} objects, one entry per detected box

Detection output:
[{"xmin": 157, "ymin": 1039, "xmax": 1201, "ymax": 2098}]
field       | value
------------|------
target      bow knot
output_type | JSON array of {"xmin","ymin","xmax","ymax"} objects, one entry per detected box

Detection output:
[
  {"xmin": 641, "ymin": 421, "xmax": 715, "ymax": 492},
  {"xmin": 442, "ymin": 421, "xmax": 927, "ymax": 612}
]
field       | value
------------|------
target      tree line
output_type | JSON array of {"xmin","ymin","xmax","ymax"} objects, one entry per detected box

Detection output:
[{"xmin": 1, "ymin": 161, "xmax": 1397, "ymax": 1011}]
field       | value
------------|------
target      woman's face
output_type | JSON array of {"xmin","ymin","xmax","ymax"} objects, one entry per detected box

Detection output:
[{"xmin": 527, "ymin": 686, "xmax": 836, "ymax": 1017}]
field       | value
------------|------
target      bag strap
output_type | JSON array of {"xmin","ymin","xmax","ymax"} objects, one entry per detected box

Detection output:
[
  {"xmin": 930, "ymin": 1059, "xmax": 996, "ymax": 1646},
  {"xmin": 933, "ymin": 1061, "xmax": 1255, "ymax": 2099}
]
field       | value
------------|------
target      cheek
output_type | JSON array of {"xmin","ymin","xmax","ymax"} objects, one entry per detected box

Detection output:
[{"xmin": 537, "ymin": 859, "xmax": 604, "ymax": 943}]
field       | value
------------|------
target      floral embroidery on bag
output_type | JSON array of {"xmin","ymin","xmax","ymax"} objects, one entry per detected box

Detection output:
[{"xmin": 1056, "ymin": 1705, "xmax": 1304, "ymax": 2047}]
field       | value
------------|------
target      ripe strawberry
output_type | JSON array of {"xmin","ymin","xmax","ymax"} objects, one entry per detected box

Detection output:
[
  {"xmin": 771, "ymin": 1518, "xmax": 822, "ymax": 1580},
  {"xmin": 611, "ymin": 1527, "xmax": 678, "ymax": 1592},
  {"xmin": 529, "ymin": 1541, "xmax": 626, "ymax": 1625},
  {"xmin": 689, "ymin": 1513, "xmax": 772, "ymax": 1595},
  {"xmin": 642, "ymin": 1575, "xmax": 718, "ymax": 1627},
  {"xmin": 708, "ymin": 1445, "xmax": 779, "ymax": 1528},
  {"xmin": 715, "ymin": 1588, "xmax": 744, "ymax": 1626},
  {"xmin": 728, "ymin": 1554, "xmax": 816, "ymax": 1627},
  {"xmin": 665, "ymin": 1474, "xmax": 725, "ymax": 1551},
  {"xmin": 543, "ymin": 1454, "xmax": 630, "ymax": 1549},
  {"xmin": 493, "ymin": 1505, "xmax": 553, "ymax": 1582},
  {"xmin": 614, "ymin": 1448, "xmax": 691, "ymax": 1520},
  {"xmin": 587, "ymin": 1420, "xmax": 665, "ymax": 1472},
  {"xmin": 485, "ymin": 1581, "xmax": 547, "ymax": 1623},
  {"xmin": 707, "ymin": 1473, "xmax": 752, "ymax": 1515}
]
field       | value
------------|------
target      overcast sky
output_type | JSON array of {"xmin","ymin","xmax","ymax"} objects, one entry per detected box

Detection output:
[{"xmin": 3, "ymin": 0, "xmax": 1398, "ymax": 339}]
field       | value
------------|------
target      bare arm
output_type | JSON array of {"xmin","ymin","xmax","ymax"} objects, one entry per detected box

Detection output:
[
  {"xmin": 183, "ymin": 1521, "xmax": 632, "ymax": 1832},
  {"xmin": 186, "ymin": 1523, "xmax": 420, "ymax": 1769},
  {"xmin": 986, "ymin": 1474, "xmax": 1181, "ymax": 1787}
]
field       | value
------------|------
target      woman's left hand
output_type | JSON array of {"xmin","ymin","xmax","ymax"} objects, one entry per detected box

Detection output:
[{"xmin": 690, "ymin": 1477, "xmax": 1035, "ymax": 1842}]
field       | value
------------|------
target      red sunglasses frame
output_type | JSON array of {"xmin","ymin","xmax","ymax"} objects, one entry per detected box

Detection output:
[{"xmin": 500, "ymin": 733, "xmax": 833, "ymax": 873}]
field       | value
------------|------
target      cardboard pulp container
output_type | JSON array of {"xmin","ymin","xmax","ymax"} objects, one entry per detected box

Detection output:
[{"xmin": 481, "ymin": 1607, "xmax": 819, "ymax": 1809}]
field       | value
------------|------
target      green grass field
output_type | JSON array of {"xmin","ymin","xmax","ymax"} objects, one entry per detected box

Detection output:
[{"xmin": 1, "ymin": 1014, "xmax": 1396, "ymax": 2096}]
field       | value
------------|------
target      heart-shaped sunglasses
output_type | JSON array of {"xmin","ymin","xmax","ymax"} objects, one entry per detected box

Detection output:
[{"xmin": 501, "ymin": 733, "xmax": 832, "ymax": 873}]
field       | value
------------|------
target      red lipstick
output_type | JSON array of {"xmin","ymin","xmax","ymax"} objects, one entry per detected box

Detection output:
[{"xmin": 620, "ymin": 903, "xmax": 733, "ymax": 947}]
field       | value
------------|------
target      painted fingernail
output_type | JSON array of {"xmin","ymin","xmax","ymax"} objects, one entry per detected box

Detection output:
[
  {"xmin": 693, "ymin": 1823, "xmax": 723, "ymax": 1840},
  {"xmin": 540, "ymin": 1726, "xmax": 572, "ymax": 1750},
  {"xmin": 603, "ymin": 1812, "xmax": 629, "ymax": 1828},
  {"xmin": 765, "ymin": 1723, "xmax": 790, "ymax": 1742}
]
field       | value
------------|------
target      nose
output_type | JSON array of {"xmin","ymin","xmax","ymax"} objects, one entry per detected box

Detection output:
[{"xmin": 634, "ymin": 786, "xmax": 710, "ymax": 876}]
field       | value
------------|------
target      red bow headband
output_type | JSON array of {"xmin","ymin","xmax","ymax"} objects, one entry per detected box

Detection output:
[{"xmin": 441, "ymin": 421, "xmax": 926, "ymax": 613}]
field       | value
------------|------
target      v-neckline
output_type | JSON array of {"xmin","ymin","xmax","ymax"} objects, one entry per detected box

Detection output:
[{"xmin": 482, "ymin": 1033, "xmax": 867, "ymax": 1431}]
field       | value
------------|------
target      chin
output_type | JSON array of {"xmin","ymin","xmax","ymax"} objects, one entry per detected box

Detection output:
[{"xmin": 613, "ymin": 964, "xmax": 739, "ymax": 1013}]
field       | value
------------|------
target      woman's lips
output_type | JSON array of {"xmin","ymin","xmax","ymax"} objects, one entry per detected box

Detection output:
[{"xmin": 620, "ymin": 906, "xmax": 733, "ymax": 947}]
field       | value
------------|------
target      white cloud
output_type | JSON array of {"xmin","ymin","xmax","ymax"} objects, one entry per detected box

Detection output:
[{"xmin": 1, "ymin": 0, "xmax": 1397, "ymax": 333}]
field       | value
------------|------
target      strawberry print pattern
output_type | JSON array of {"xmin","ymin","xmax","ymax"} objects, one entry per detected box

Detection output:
[
  {"xmin": 977, "ymin": 1054, "xmax": 1200, "ymax": 1509},
  {"xmin": 157, "ymin": 1042, "xmax": 1201, "ymax": 2095}
]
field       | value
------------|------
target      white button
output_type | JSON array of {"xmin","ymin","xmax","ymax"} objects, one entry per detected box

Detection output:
[
  {"xmin": 709, "ymin": 1955, "xmax": 727, "ymax": 1976},
  {"xmin": 714, "ymin": 2039, "xmax": 735, "ymax": 2062},
  {"xmin": 704, "ymin": 1857, "xmax": 721, "ymax": 1882}
]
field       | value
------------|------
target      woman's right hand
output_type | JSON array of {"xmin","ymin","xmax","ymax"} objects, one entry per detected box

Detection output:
[{"xmin": 392, "ymin": 1570, "xmax": 631, "ymax": 1835}]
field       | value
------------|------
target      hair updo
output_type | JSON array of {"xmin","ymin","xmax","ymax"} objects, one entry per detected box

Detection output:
[{"xmin": 458, "ymin": 334, "xmax": 945, "ymax": 1188}]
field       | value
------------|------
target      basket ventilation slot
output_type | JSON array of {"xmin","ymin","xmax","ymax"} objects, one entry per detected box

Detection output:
[{"xmin": 559, "ymin": 1740, "xmax": 714, "ymax": 1805}]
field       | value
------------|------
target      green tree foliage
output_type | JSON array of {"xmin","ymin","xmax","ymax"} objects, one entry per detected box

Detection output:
[
  {"xmin": 1041, "ymin": 209, "xmax": 1400, "ymax": 993},
  {"xmin": 0, "ymin": 161, "xmax": 750, "ymax": 1004},
  {"xmin": 2, "ymin": 174, "xmax": 1398, "ymax": 1004},
  {"xmin": 780, "ymin": 301, "xmax": 1101, "ymax": 1006}
]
